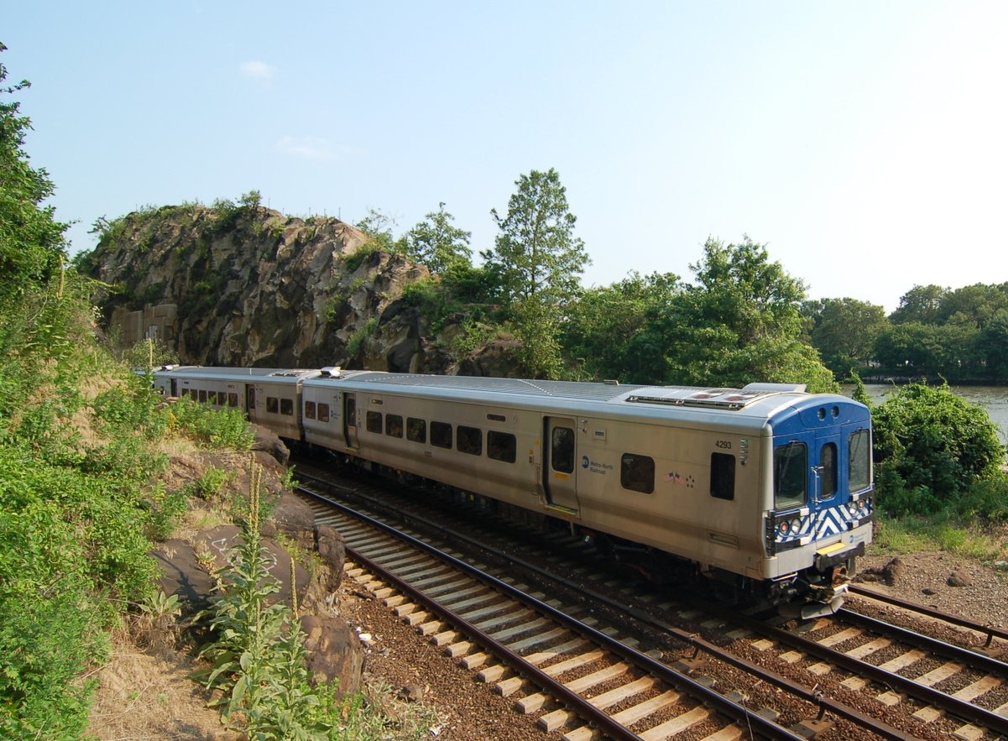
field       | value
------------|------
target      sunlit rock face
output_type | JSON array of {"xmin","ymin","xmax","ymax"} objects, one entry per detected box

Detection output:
[{"xmin": 85, "ymin": 204, "xmax": 461, "ymax": 373}]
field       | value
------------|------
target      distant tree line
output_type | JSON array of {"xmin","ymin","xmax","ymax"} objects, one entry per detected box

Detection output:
[{"xmin": 803, "ymin": 283, "xmax": 1008, "ymax": 384}]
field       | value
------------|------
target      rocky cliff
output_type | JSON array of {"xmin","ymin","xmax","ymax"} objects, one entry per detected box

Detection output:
[{"xmin": 83, "ymin": 202, "xmax": 461, "ymax": 372}]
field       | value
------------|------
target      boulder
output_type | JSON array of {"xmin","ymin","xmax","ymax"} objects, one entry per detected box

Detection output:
[
  {"xmin": 252, "ymin": 423, "xmax": 289, "ymax": 467},
  {"xmin": 315, "ymin": 524, "xmax": 346, "ymax": 591},
  {"xmin": 268, "ymin": 492, "xmax": 317, "ymax": 551},
  {"xmin": 155, "ymin": 525, "xmax": 311, "ymax": 614},
  {"xmin": 300, "ymin": 613, "xmax": 364, "ymax": 697}
]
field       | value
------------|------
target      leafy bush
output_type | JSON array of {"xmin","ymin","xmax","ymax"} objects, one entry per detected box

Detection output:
[
  {"xmin": 93, "ymin": 373, "xmax": 169, "ymax": 439},
  {"xmin": 873, "ymin": 383, "xmax": 1006, "ymax": 515},
  {"xmin": 0, "ymin": 441, "xmax": 155, "ymax": 734},
  {"xmin": 347, "ymin": 317, "xmax": 379, "ymax": 358},
  {"xmin": 342, "ymin": 244, "xmax": 380, "ymax": 274},
  {"xmin": 169, "ymin": 396, "xmax": 254, "ymax": 449},
  {"xmin": 953, "ymin": 472, "xmax": 1008, "ymax": 523}
]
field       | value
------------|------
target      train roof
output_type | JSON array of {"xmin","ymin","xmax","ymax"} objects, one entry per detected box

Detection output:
[
  {"xmin": 304, "ymin": 370, "xmax": 857, "ymax": 425},
  {"xmin": 152, "ymin": 366, "xmax": 321, "ymax": 381}
]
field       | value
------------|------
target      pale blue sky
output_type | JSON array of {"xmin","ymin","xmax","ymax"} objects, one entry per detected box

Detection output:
[{"xmin": 6, "ymin": 1, "xmax": 1007, "ymax": 312}]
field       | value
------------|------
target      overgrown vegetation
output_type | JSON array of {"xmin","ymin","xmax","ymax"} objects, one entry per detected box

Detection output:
[{"xmin": 865, "ymin": 381, "xmax": 1008, "ymax": 560}]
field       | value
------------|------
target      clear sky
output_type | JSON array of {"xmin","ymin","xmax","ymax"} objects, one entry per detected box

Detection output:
[{"xmin": 6, "ymin": 1, "xmax": 1007, "ymax": 313}]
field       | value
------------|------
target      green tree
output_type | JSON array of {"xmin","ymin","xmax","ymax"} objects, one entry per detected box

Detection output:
[
  {"xmin": 874, "ymin": 320, "xmax": 978, "ymax": 380},
  {"xmin": 936, "ymin": 283, "xmax": 1008, "ymax": 328},
  {"xmin": 482, "ymin": 169, "xmax": 589, "ymax": 378},
  {"xmin": 510, "ymin": 298, "xmax": 565, "ymax": 379},
  {"xmin": 354, "ymin": 207, "xmax": 404, "ymax": 253},
  {"xmin": 667, "ymin": 237, "xmax": 836, "ymax": 391},
  {"xmin": 872, "ymin": 383, "xmax": 1005, "ymax": 514},
  {"xmin": 977, "ymin": 308, "xmax": 1008, "ymax": 382},
  {"xmin": 889, "ymin": 284, "xmax": 948, "ymax": 325},
  {"xmin": 803, "ymin": 298, "xmax": 889, "ymax": 378},
  {"xmin": 562, "ymin": 271, "xmax": 682, "ymax": 383},
  {"xmin": 403, "ymin": 202, "xmax": 472, "ymax": 275},
  {"xmin": 0, "ymin": 44, "xmax": 68, "ymax": 296},
  {"xmin": 483, "ymin": 168, "xmax": 589, "ymax": 307}
]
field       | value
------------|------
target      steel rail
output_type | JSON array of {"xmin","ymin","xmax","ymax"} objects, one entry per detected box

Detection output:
[
  {"xmin": 838, "ymin": 607, "xmax": 1008, "ymax": 677},
  {"xmin": 299, "ymin": 485, "xmax": 805, "ymax": 741},
  {"xmin": 742, "ymin": 611, "xmax": 1008, "ymax": 737},
  {"xmin": 850, "ymin": 584, "xmax": 1008, "ymax": 646}
]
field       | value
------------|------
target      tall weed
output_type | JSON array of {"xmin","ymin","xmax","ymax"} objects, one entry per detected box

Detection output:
[
  {"xmin": 170, "ymin": 396, "xmax": 254, "ymax": 449},
  {"xmin": 198, "ymin": 460, "xmax": 334, "ymax": 738}
]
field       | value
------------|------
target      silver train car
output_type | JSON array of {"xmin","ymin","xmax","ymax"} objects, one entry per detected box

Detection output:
[{"xmin": 153, "ymin": 365, "xmax": 874, "ymax": 616}]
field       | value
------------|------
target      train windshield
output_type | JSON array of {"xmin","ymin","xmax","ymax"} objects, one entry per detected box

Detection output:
[
  {"xmin": 848, "ymin": 429, "xmax": 872, "ymax": 492},
  {"xmin": 774, "ymin": 441, "xmax": 807, "ymax": 509}
]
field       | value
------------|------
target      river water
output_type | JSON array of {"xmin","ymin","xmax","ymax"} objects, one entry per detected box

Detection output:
[{"xmin": 842, "ymin": 384, "xmax": 1008, "ymax": 447}]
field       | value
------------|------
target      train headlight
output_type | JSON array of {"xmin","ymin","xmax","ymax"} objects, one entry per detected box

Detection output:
[
  {"xmin": 790, "ymin": 517, "xmax": 801, "ymax": 533},
  {"xmin": 778, "ymin": 521, "xmax": 791, "ymax": 535}
]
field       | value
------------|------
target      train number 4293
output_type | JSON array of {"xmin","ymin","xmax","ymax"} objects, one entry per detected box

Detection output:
[{"xmin": 715, "ymin": 439, "xmax": 733, "ymax": 450}]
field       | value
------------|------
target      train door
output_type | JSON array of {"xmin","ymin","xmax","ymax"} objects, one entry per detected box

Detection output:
[
  {"xmin": 343, "ymin": 393, "xmax": 359, "ymax": 449},
  {"xmin": 246, "ymin": 385, "xmax": 257, "ymax": 419},
  {"xmin": 543, "ymin": 417, "xmax": 579, "ymax": 513},
  {"xmin": 170, "ymin": 378, "xmax": 178, "ymax": 397},
  {"xmin": 813, "ymin": 430, "xmax": 840, "ymax": 506}
]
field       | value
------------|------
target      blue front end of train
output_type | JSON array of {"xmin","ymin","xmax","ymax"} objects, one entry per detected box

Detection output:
[{"xmin": 764, "ymin": 396, "xmax": 874, "ymax": 617}]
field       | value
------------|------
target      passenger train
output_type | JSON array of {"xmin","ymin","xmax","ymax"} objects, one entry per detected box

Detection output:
[{"xmin": 152, "ymin": 365, "xmax": 874, "ymax": 617}]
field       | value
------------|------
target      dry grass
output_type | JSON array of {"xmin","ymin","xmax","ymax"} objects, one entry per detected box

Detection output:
[{"xmin": 86, "ymin": 630, "xmax": 242, "ymax": 741}]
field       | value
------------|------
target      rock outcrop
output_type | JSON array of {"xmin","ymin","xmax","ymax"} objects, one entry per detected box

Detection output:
[{"xmin": 83, "ymin": 203, "xmax": 452, "ymax": 372}]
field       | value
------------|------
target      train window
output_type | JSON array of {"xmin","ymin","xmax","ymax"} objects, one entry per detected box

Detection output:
[
  {"xmin": 228, "ymin": 393, "xmax": 238, "ymax": 407},
  {"xmin": 318, "ymin": 403, "xmax": 330, "ymax": 423},
  {"xmin": 199, "ymin": 389, "xmax": 208, "ymax": 403},
  {"xmin": 305, "ymin": 401, "xmax": 317, "ymax": 420},
  {"xmin": 848, "ymin": 429, "xmax": 871, "ymax": 492},
  {"xmin": 407, "ymin": 417, "xmax": 426, "ymax": 443},
  {"xmin": 386, "ymin": 414, "xmax": 404, "ymax": 438},
  {"xmin": 366, "ymin": 411, "xmax": 383, "ymax": 434},
  {"xmin": 774, "ymin": 442, "xmax": 807, "ymax": 509},
  {"xmin": 431, "ymin": 421, "xmax": 452, "ymax": 449},
  {"xmin": 820, "ymin": 443, "xmax": 837, "ymax": 499},
  {"xmin": 248, "ymin": 388, "xmax": 256, "ymax": 409},
  {"xmin": 621, "ymin": 453, "xmax": 655, "ymax": 494},
  {"xmin": 487, "ymin": 431, "xmax": 516, "ymax": 463},
  {"xmin": 266, "ymin": 396, "xmax": 279, "ymax": 414},
  {"xmin": 345, "ymin": 397, "xmax": 356, "ymax": 427},
  {"xmin": 457, "ymin": 425, "xmax": 482, "ymax": 455},
  {"xmin": 280, "ymin": 398, "xmax": 294, "ymax": 416},
  {"xmin": 710, "ymin": 453, "xmax": 735, "ymax": 500},
  {"xmin": 551, "ymin": 427, "xmax": 575, "ymax": 474}
]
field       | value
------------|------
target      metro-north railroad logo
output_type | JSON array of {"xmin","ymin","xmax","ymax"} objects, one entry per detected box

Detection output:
[{"xmin": 582, "ymin": 456, "xmax": 613, "ymax": 474}]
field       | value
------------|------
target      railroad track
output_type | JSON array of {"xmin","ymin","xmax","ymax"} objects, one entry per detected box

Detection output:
[
  {"xmin": 298, "ymin": 484, "xmax": 809, "ymax": 740},
  {"xmin": 295, "ymin": 465, "xmax": 1008, "ymax": 739},
  {"xmin": 847, "ymin": 585, "xmax": 1008, "ymax": 657},
  {"xmin": 695, "ymin": 599, "xmax": 1008, "ymax": 740}
]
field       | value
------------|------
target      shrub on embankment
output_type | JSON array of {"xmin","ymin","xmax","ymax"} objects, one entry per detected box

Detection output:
[{"xmin": 870, "ymin": 382, "xmax": 1008, "ymax": 521}]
